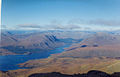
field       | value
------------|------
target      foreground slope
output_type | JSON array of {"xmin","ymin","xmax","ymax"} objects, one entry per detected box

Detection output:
[{"xmin": 29, "ymin": 70, "xmax": 120, "ymax": 77}]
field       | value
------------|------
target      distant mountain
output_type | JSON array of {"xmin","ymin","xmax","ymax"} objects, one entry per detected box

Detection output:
[
  {"xmin": 0, "ymin": 30, "xmax": 93, "ymax": 55},
  {"xmin": 57, "ymin": 32, "xmax": 120, "ymax": 58},
  {"xmin": 0, "ymin": 31, "xmax": 18, "ymax": 46},
  {"xmin": 79, "ymin": 32, "xmax": 120, "ymax": 46},
  {"xmin": 0, "ymin": 31, "xmax": 64, "ymax": 55}
]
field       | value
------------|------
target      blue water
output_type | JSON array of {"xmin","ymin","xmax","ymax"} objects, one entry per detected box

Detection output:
[{"xmin": 0, "ymin": 45, "xmax": 70, "ymax": 71}]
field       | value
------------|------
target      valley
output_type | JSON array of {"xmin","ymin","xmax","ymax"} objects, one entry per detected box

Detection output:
[
  {"xmin": 0, "ymin": 30, "xmax": 120, "ymax": 77},
  {"xmin": 2, "ymin": 0, "xmax": 120, "ymax": 76},
  {"xmin": 0, "ymin": 30, "xmax": 84, "ymax": 71}
]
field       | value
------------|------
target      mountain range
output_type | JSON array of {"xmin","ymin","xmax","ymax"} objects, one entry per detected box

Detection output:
[
  {"xmin": 0, "ymin": 31, "xmax": 64, "ymax": 55},
  {"xmin": 0, "ymin": 30, "xmax": 120, "ymax": 77}
]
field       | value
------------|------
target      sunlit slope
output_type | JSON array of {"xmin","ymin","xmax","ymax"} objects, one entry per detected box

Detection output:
[
  {"xmin": 51, "ymin": 45, "xmax": 120, "ymax": 58},
  {"xmin": 3, "ymin": 58, "xmax": 119, "ymax": 77},
  {"xmin": 53, "ymin": 32, "xmax": 120, "ymax": 58}
]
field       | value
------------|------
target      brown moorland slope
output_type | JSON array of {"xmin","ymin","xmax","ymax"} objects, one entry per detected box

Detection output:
[{"xmin": 0, "ymin": 57, "xmax": 120, "ymax": 77}]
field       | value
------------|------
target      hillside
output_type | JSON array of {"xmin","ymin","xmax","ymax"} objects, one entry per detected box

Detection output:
[
  {"xmin": 56, "ymin": 32, "xmax": 120, "ymax": 58},
  {"xmin": 7, "ymin": 32, "xmax": 120, "ymax": 77},
  {"xmin": 1, "ymin": 70, "xmax": 120, "ymax": 77},
  {"xmin": 0, "ymin": 32, "xmax": 120, "ymax": 77},
  {"xmin": 28, "ymin": 70, "xmax": 120, "ymax": 77},
  {"xmin": 0, "ymin": 31, "xmax": 93, "ymax": 55},
  {"xmin": 0, "ymin": 31, "xmax": 64, "ymax": 55},
  {"xmin": 0, "ymin": 58, "xmax": 120, "ymax": 77}
]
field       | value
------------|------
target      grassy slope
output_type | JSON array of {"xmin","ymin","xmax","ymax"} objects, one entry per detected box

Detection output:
[{"xmin": 0, "ymin": 57, "xmax": 119, "ymax": 77}]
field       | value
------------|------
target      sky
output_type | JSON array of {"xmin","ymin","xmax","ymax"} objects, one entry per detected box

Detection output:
[{"xmin": 1, "ymin": 0, "xmax": 120, "ymax": 31}]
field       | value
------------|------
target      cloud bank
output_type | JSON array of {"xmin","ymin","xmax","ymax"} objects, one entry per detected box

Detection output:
[
  {"xmin": 68, "ymin": 19, "xmax": 120, "ymax": 26},
  {"xmin": 10, "ymin": 19, "xmax": 120, "ymax": 31},
  {"xmin": 88, "ymin": 19, "xmax": 120, "ymax": 26},
  {"xmin": 16, "ymin": 23, "xmax": 82, "ymax": 30}
]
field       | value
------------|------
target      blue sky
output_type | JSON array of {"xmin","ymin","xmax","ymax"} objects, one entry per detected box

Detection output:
[{"xmin": 1, "ymin": 0, "xmax": 120, "ymax": 30}]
